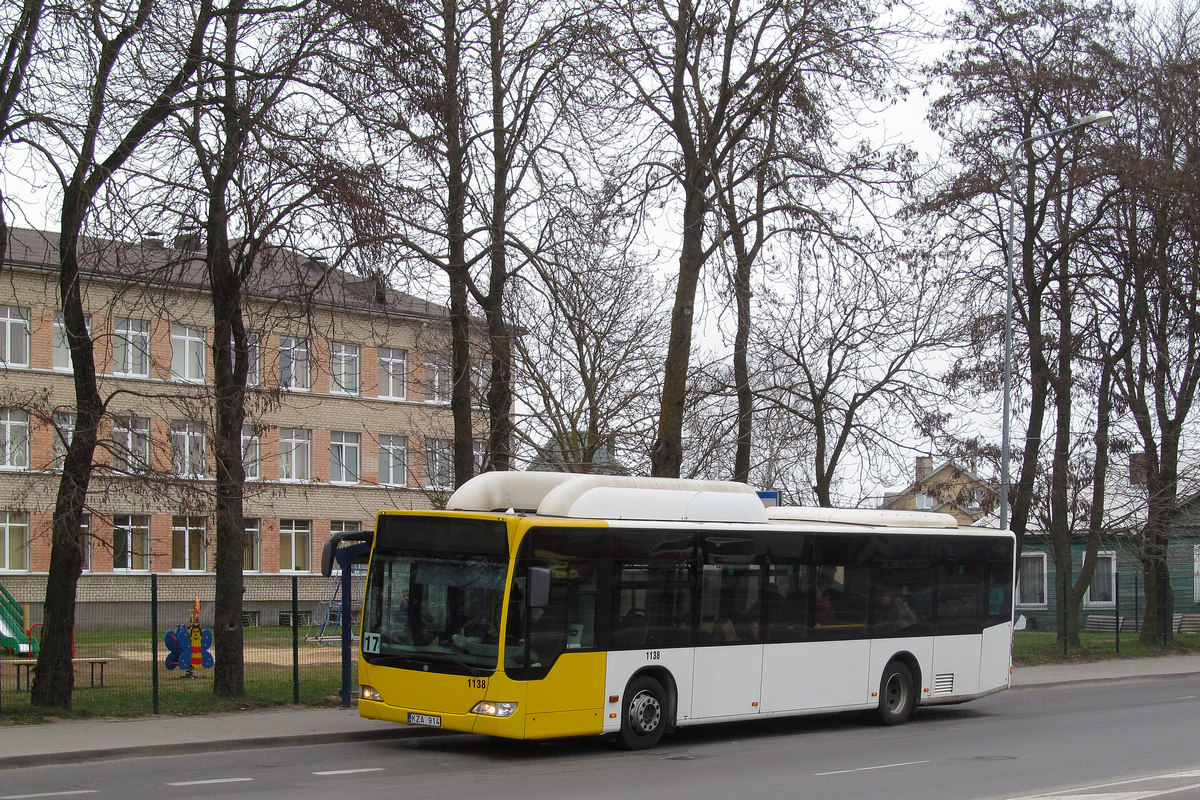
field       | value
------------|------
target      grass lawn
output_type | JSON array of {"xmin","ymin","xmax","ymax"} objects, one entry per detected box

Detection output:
[
  {"xmin": 1013, "ymin": 629, "xmax": 1200, "ymax": 665},
  {"xmin": 0, "ymin": 626, "xmax": 352, "ymax": 724}
]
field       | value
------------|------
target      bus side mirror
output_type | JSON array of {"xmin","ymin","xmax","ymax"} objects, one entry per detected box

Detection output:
[{"xmin": 528, "ymin": 566, "xmax": 551, "ymax": 608}]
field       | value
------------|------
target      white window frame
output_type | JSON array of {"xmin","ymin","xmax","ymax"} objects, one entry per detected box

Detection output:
[
  {"xmin": 0, "ymin": 512, "xmax": 29, "ymax": 571},
  {"xmin": 241, "ymin": 425, "xmax": 261, "ymax": 480},
  {"xmin": 113, "ymin": 318, "xmax": 151, "ymax": 377},
  {"xmin": 171, "ymin": 324, "xmax": 206, "ymax": 383},
  {"xmin": 0, "ymin": 409, "xmax": 29, "ymax": 470},
  {"xmin": 113, "ymin": 415, "xmax": 151, "ymax": 474},
  {"xmin": 378, "ymin": 347, "xmax": 407, "ymax": 400},
  {"xmin": 52, "ymin": 411, "xmax": 76, "ymax": 470},
  {"xmin": 1016, "ymin": 551, "xmax": 1049, "ymax": 608},
  {"xmin": 113, "ymin": 514, "xmax": 151, "ymax": 572},
  {"xmin": 378, "ymin": 434, "xmax": 407, "ymax": 486},
  {"xmin": 171, "ymin": 516, "xmax": 207, "ymax": 572},
  {"xmin": 330, "ymin": 430, "xmax": 360, "ymax": 484},
  {"xmin": 80, "ymin": 514, "xmax": 92, "ymax": 573},
  {"xmin": 243, "ymin": 518, "xmax": 261, "ymax": 572},
  {"xmin": 1083, "ymin": 550, "xmax": 1117, "ymax": 608},
  {"xmin": 330, "ymin": 342, "xmax": 360, "ymax": 395},
  {"xmin": 279, "ymin": 519, "xmax": 311, "ymax": 572},
  {"xmin": 279, "ymin": 336, "xmax": 310, "ymax": 390},
  {"xmin": 424, "ymin": 355, "xmax": 451, "ymax": 403},
  {"xmin": 425, "ymin": 437, "xmax": 453, "ymax": 489},
  {"xmin": 53, "ymin": 312, "xmax": 90, "ymax": 372},
  {"xmin": 914, "ymin": 492, "xmax": 932, "ymax": 511},
  {"xmin": 1194, "ymin": 544, "xmax": 1200, "ymax": 605},
  {"xmin": 0, "ymin": 306, "xmax": 29, "ymax": 367},
  {"xmin": 170, "ymin": 421, "xmax": 206, "ymax": 477},
  {"xmin": 279, "ymin": 427, "xmax": 311, "ymax": 482}
]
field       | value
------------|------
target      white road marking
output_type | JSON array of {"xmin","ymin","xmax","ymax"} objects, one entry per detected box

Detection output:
[
  {"xmin": 166, "ymin": 777, "xmax": 254, "ymax": 787},
  {"xmin": 1, "ymin": 792, "xmax": 100, "ymax": 800},
  {"xmin": 1005, "ymin": 769, "xmax": 1200, "ymax": 799},
  {"xmin": 313, "ymin": 768, "xmax": 386, "ymax": 776},
  {"xmin": 814, "ymin": 760, "xmax": 929, "ymax": 776}
]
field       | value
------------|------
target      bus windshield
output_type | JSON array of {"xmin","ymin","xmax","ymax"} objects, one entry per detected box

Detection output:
[{"xmin": 361, "ymin": 517, "xmax": 509, "ymax": 676}]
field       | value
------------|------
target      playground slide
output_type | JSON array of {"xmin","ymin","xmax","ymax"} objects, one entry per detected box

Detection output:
[{"xmin": 0, "ymin": 581, "xmax": 35, "ymax": 655}]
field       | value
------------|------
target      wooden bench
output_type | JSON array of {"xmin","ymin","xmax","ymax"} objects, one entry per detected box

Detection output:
[
  {"xmin": 1082, "ymin": 615, "xmax": 1125, "ymax": 632},
  {"xmin": 6, "ymin": 657, "xmax": 111, "ymax": 690}
]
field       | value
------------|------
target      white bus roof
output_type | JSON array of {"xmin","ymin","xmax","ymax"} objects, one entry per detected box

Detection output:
[{"xmin": 446, "ymin": 472, "xmax": 965, "ymax": 530}]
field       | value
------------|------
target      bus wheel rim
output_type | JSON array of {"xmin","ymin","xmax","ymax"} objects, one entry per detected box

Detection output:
[
  {"xmin": 629, "ymin": 689, "xmax": 661, "ymax": 733},
  {"xmin": 885, "ymin": 674, "xmax": 907, "ymax": 712}
]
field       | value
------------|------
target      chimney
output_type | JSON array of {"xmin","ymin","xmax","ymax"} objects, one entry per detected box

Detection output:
[{"xmin": 915, "ymin": 455, "xmax": 933, "ymax": 482}]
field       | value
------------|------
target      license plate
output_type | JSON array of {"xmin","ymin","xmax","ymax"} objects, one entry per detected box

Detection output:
[{"xmin": 408, "ymin": 713, "xmax": 441, "ymax": 728}]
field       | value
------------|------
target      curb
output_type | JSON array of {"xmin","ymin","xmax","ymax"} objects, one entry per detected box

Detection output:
[
  {"xmin": 0, "ymin": 726, "xmax": 431, "ymax": 771},
  {"xmin": 1011, "ymin": 669, "xmax": 1200, "ymax": 691}
]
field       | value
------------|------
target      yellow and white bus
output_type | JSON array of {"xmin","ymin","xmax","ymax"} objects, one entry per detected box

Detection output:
[{"xmin": 328, "ymin": 471, "xmax": 1014, "ymax": 749}]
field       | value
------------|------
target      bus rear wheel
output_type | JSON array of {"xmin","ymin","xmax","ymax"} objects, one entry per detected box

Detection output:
[
  {"xmin": 877, "ymin": 661, "xmax": 915, "ymax": 725},
  {"xmin": 618, "ymin": 675, "xmax": 667, "ymax": 749}
]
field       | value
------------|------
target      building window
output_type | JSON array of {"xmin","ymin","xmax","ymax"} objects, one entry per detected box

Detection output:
[
  {"xmin": 1084, "ymin": 551, "xmax": 1117, "ymax": 608},
  {"xmin": 229, "ymin": 333, "xmax": 260, "ymax": 387},
  {"xmin": 170, "ymin": 421, "xmax": 206, "ymax": 477},
  {"xmin": 378, "ymin": 347, "xmax": 407, "ymax": 400},
  {"xmin": 914, "ymin": 492, "xmax": 932, "ymax": 511},
  {"xmin": 0, "ymin": 409, "xmax": 29, "ymax": 469},
  {"xmin": 244, "ymin": 518, "xmax": 261, "ymax": 572},
  {"xmin": 0, "ymin": 306, "xmax": 29, "ymax": 368},
  {"xmin": 330, "ymin": 342, "xmax": 360, "ymax": 395},
  {"xmin": 80, "ymin": 514, "xmax": 92, "ymax": 573},
  {"xmin": 113, "ymin": 514, "xmax": 151, "ymax": 571},
  {"xmin": 113, "ymin": 415, "xmax": 151, "ymax": 473},
  {"xmin": 378, "ymin": 435, "xmax": 407, "ymax": 486},
  {"xmin": 1016, "ymin": 552, "xmax": 1048, "ymax": 607},
  {"xmin": 279, "ymin": 336, "xmax": 310, "ymax": 390},
  {"xmin": 473, "ymin": 440, "xmax": 488, "ymax": 474},
  {"xmin": 424, "ymin": 354, "xmax": 451, "ymax": 403},
  {"xmin": 330, "ymin": 431, "xmax": 360, "ymax": 484},
  {"xmin": 425, "ymin": 437, "xmax": 453, "ymax": 489},
  {"xmin": 279, "ymin": 427, "xmax": 311, "ymax": 481},
  {"xmin": 241, "ymin": 425, "xmax": 261, "ymax": 480},
  {"xmin": 113, "ymin": 318, "xmax": 151, "ymax": 377},
  {"xmin": 279, "ymin": 519, "xmax": 311, "ymax": 572},
  {"xmin": 52, "ymin": 411, "xmax": 76, "ymax": 470},
  {"xmin": 53, "ymin": 312, "xmax": 90, "ymax": 372},
  {"xmin": 330, "ymin": 520, "xmax": 360, "ymax": 535},
  {"xmin": 171, "ymin": 516, "xmax": 207, "ymax": 571},
  {"xmin": 171, "ymin": 324, "xmax": 206, "ymax": 382},
  {"xmin": 0, "ymin": 512, "xmax": 29, "ymax": 571}
]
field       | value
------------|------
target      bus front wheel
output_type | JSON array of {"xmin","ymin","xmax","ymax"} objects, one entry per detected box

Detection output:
[
  {"xmin": 877, "ymin": 661, "xmax": 915, "ymax": 725},
  {"xmin": 618, "ymin": 675, "xmax": 667, "ymax": 749}
]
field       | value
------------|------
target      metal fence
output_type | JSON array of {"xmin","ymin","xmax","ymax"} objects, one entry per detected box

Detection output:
[{"xmin": 0, "ymin": 575, "xmax": 357, "ymax": 719}]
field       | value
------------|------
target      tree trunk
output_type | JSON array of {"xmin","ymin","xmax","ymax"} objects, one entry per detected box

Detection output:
[{"xmin": 31, "ymin": 214, "xmax": 104, "ymax": 709}]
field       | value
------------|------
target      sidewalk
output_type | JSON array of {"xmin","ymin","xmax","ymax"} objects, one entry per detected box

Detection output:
[{"xmin": 2, "ymin": 654, "xmax": 1198, "ymax": 770}]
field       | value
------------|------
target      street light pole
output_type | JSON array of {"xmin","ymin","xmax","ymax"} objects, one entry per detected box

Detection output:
[{"xmin": 999, "ymin": 110, "xmax": 1115, "ymax": 532}]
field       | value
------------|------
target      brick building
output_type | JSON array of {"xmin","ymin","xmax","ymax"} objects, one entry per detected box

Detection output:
[{"xmin": 0, "ymin": 228, "xmax": 478, "ymax": 628}]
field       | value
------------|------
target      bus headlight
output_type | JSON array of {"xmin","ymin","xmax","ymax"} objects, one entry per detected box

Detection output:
[
  {"xmin": 360, "ymin": 685, "xmax": 382, "ymax": 702},
  {"xmin": 471, "ymin": 701, "xmax": 518, "ymax": 717}
]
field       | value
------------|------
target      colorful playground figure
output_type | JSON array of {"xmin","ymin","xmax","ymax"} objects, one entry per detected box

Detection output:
[
  {"xmin": 165, "ymin": 598, "xmax": 213, "ymax": 676},
  {"xmin": 0, "ymin": 580, "xmax": 37, "ymax": 655}
]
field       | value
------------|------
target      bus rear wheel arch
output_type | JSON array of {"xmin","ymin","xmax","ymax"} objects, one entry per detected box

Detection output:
[
  {"xmin": 877, "ymin": 659, "xmax": 917, "ymax": 725},
  {"xmin": 618, "ymin": 674, "xmax": 670, "ymax": 749}
]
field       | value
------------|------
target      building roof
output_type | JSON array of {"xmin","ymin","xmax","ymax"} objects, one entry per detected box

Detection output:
[{"xmin": 3, "ymin": 227, "xmax": 449, "ymax": 322}]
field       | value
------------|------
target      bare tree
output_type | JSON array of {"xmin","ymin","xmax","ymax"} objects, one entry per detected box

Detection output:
[
  {"xmin": 921, "ymin": 0, "xmax": 1122, "ymax": 555},
  {"xmin": 0, "ymin": 0, "xmax": 44, "ymax": 264},
  {"xmin": 589, "ymin": 0, "xmax": 911, "ymax": 479},
  {"xmin": 512, "ymin": 204, "xmax": 667, "ymax": 475},
  {"xmin": 751, "ymin": 239, "xmax": 962, "ymax": 507},
  {"xmin": 16, "ymin": 0, "xmax": 218, "ymax": 710},
  {"xmin": 1100, "ymin": 3, "xmax": 1200, "ymax": 643}
]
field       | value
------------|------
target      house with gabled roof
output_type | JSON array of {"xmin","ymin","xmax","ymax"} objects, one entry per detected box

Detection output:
[{"xmin": 878, "ymin": 456, "xmax": 998, "ymax": 526}]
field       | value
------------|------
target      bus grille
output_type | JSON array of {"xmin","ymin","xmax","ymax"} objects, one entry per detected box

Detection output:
[{"xmin": 933, "ymin": 673, "xmax": 955, "ymax": 695}]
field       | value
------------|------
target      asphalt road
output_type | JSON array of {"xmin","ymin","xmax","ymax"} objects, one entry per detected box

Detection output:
[{"xmin": 4, "ymin": 676, "xmax": 1198, "ymax": 800}]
